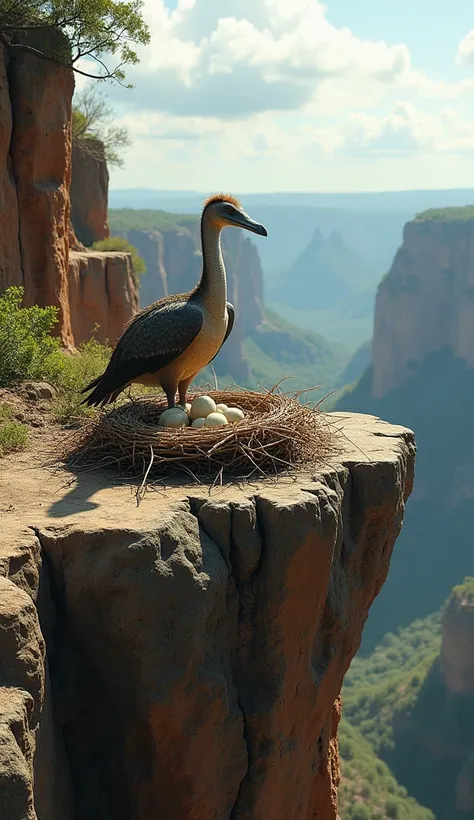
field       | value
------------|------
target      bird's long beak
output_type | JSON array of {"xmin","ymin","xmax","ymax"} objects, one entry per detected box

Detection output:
[{"xmin": 233, "ymin": 210, "xmax": 268, "ymax": 237}]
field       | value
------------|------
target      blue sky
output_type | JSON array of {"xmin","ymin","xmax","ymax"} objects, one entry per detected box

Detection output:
[{"xmin": 77, "ymin": 0, "xmax": 474, "ymax": 192}]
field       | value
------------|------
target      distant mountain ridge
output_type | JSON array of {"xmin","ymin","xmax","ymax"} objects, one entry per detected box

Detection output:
[{"xmin": 268, "ymin": 227, "xmax": 379, "ymax": 314}]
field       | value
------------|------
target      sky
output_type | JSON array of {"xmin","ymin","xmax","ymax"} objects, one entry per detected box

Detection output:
[{"xmin": 76, "ymin": 0, "xmax": 474, "ymax": 193}]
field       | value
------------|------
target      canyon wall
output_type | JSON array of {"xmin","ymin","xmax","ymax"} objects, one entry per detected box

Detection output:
[
  {"xmin": 0, "ymin": 412, "xmax": 416, "ymax": 820},
  {"xmin": 70, "ymin": 139, "xmax": 109, "ymax": 247},
  {"xmin": 115, "ymin": 225, "xmax": 265, "ymax": 381},
  {"xmin": 0, "ymin": 34, "xmax": 136, "ymax": 348},
  {"xmin": 372, "ymin": 217, "xmax": 474, "ymax": 398}
]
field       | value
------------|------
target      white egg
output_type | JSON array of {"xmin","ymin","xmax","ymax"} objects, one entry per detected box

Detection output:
[
  {"xmin": 216, "ymin": 403, "xmax": 228, "ymax": 414},
  {"xmin": 185, "ymin": 403, "xmax": 192, "ymax": 415},
  {"xmin": 191, "ymin": 417, "xmax": 206, "ymax": 428},
  {"xmin": 205, "ymin": 412, "xmax": 228, "ymax": 427},
  {"xmin": 158, "ymin": 408, "xmax": 190, "ymax": 428},
  {"xmin": 223, "ymin": 407, "xmax": 245, "ymax": 423},
  {"xmin": 190, "ymin": 395, "xmax": 217, "ymax": 420}
]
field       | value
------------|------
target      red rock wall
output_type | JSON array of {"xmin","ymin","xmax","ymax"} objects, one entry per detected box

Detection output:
[
  {"xmin": 69, "ymin": 251, "xmax": 138, "ymax": 346},
  {"xmin": 372, "ymin": 218, "xmax": 474, "ymax": 398},
  {"xmin": 70, "ymin": 139, "xmax": 109, "ymax": 247},
  {"xmin": 0, "ymin": 35, "xmax": 137, "ymax": 349}
]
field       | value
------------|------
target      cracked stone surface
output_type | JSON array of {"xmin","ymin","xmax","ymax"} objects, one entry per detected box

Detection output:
[{"xmin": 0, "ymin": 413, "xmax": 415, "ymax": 820}]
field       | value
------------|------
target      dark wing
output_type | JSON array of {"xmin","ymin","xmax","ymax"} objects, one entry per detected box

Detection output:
[
  {"xmin": 209, "ymin": 303, "xmax": 235, "ymax": 363},
  {"xmin": 81, "ymin": 300, "xmax": 204, "ymax": 406}
]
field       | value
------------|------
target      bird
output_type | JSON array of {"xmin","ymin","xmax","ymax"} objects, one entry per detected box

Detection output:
[{"xmin": 81, "ymin": 193, "xmax": 268, "ymax": 410}]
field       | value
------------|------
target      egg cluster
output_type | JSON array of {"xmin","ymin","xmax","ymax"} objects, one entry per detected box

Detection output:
[{"xmin": 158, "ymin": 396, "xmax": 245, "ymax": 429}]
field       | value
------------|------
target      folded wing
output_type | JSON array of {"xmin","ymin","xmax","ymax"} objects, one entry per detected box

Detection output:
[{"xmin": 82, "ymin": 300, "xmax": 204, "ymax": 406}]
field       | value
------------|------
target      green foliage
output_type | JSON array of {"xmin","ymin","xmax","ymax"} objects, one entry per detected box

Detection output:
[
  {"xmin": 108, "ymin": 208, "xmax": 198, "ymax": 233},
  {"xmin": 343, "ymin": 613, "xmax": 442, "ymax": 754},
  {"xmin": 339, "ymin": 720, "xmax": 434, "ymax": 820},
  {"xmin": 449, "ymin": 576, "xmax": 474, "ymax": 604},
  {"xmin": 415, "ymin": 206, "xmax": 474, "ymax": 222},
  {"xmin": 91, "ymin": 236, "xmax": 146, "ymax": 283},
  {"xmin": 0, "ymin": 403, "xmax": 28, "ymax": 457},
  {"xmin": 0, "ymin": 287, "xmax": 63, "ymax": 387},
  {"xmin": 72, "ymin": 86, "xmax": 132, "ymax": 168},
  {"xmin": 52, "ymin": 337, "xmax": 112, "ymax": 422},
  {"xmin": 1, "ymin": 0, "xmax": 150, "ymax": 84}
]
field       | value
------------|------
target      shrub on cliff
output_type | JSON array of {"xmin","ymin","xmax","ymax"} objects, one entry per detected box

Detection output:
[
  {"xmin": 0, "ymin": 287, "xmax": 63, "ymax": 387},
  {"xmin": 72, "ymin": 86, "xmax": 132, "ymax": 169},
  {"xmin": 0, "ymin": 403, "xmax": 28, "ymax": 457},
  {"xmin": 92, "ymin": 237, "xmax": 146, "ymax": 284},
  {"xmin": 52, "ymin": 337, "xmax": 112, "ymax": 422}
]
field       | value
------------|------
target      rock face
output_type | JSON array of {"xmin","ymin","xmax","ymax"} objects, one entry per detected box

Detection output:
[
  {"xmin": 0, "ymin": 413, "xmax": 415, "ymax": 820},
  {"xmin": 440, "ymin": 585, "xmax": 474, "ymax": 695},
  {"xmin": 68, "ymin": 251, "xmax": 138, "ymax": 346},
  {"xmin": 70, "ymin": 139, "xmax": 109, "ymax": 247},
  {"xmin": 0, "ymin": 34, "xmax": 74, "ymax": 346},
  {"xmin": 115, "ymin": 224, "xmax": 265, "ymax": 381},
  {"xmin": 372, "ymin": 218, "xmax": 474, "ymax": 398},
  {"xmin": 0, "ymin": 35, "xmax": 137, "ymax": 349}
]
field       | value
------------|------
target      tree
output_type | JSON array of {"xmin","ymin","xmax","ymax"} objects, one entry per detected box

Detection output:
[
  {"xmin": 73, "ymin": 85, "xmax": 131, "ymax": 168},
  {"xmin": 0, "ymin": 0, "xmax": 150, "ymax": 84}
]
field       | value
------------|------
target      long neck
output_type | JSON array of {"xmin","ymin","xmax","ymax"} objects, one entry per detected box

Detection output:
[{"xmin": 196, "ymin": 215, "xmax": 227, "ymax": 317}]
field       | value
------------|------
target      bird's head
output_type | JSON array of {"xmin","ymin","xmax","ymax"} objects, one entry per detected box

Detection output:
[{"xmin": 202, "ymin": 193, "xmax": 268, "ymax": 237}]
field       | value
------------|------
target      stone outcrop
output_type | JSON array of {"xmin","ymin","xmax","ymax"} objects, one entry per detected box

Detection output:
[
  {"xmin": 70, "ymin": 139, "xmax": 109, "ymax": 247},
  {"xmin": 0, "ymin": 34, "xmax": 74, "ymax": 347},
  {"xmin": 0, "ymin": 35, "xmax": 136, "ymax": 349},
  {"xmin": 440, "ymin": 584, "xmax": 474, "ymax": 695},
  {"xmin": 115, "ymin": 224, "xmax": 265, "ymax": 381},
  {"xmin": 0, "ymin": 412, "xmax": 415, "ymax": 820},
  {"xmin": 68, "ymin": 251, "xmax": 138, "ymax": 346},
  {"xmin": 372, "ymin": 217, "xmax": 474, "ymax": 398}
]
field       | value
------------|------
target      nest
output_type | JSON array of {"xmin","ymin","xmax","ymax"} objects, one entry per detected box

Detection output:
[{"xmin": 61, "ymin": 387, "xmax": 336, "ymax": 485}]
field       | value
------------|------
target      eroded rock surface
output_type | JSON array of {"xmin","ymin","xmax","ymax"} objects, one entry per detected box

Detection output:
[{"xmin": 0, "ymin": 413, "xmax": 415, "ymax": 819}]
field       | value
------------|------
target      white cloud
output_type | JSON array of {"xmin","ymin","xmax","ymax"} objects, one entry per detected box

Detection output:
[
  {"xmin": 457, "ymin": 30, "xmax": 474, "ymax": 65},
  {"xmin": 103, "ymin": 0, "xmax": 413, "ymax": 119}
]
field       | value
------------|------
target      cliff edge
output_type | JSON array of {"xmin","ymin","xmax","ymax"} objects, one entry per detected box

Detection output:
[
  {"xmin": 0, "ymin": 36, "xmax": 136, "ymax": 348},
  {"xmin": 372, "ymin": 214, "xmax": 474, "ymax": 398},
  {"xmin": 0, "ymin": 412, "xmax": 415, "ymax": 820}
]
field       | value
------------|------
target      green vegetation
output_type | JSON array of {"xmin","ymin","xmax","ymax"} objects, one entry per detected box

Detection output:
[
  {"xmin": 1, "ymin": 0, "xmax": 150, "ymax": 84},
  {"xmin": 72, "ymin": 86, "xmax": 132, "ymax": 169},
  {"xmin": 0, "ymin": 287, "xmax": 115, "ymax": 423},
  {"xmin": 52, "ymin": 337, "xmax": 112, "ymax": 422},
  {"xmin": 0, "ymin": 287, "xmax": 63, "ymax": 387},
  {"xmin": 343, "ymin": 613, "xmax": 441, "ymax": 753},
  {"xmin": 0, "ymin": 403, "xmax": 28, "ymax": 457},
  {"xmin": 415, "ymin": 206, "xmax": 474, "ymax": 221},
  {"xmin": 449, "ymin": 576, "xmax": 474, "ymax": 605},
  {"xmin": 109, "ymin": 208, "xmax": 198, "ymax": 233},
  {"xmin": 339, "ymin": 720, "xmax": 434, "ymax": 820},
  {"xmin": 91, "ymin": 236, "xmax": 147, "ymax": 283}
]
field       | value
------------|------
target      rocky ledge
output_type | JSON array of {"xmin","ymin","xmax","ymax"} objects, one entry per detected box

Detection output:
[{"xmin": 0, "ymin": 413, "xmax": 415, "ymax": 820}]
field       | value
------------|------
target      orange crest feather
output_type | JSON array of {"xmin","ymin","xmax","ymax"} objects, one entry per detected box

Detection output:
[{"xmin": 202, "ymin": 192, "xmax": 242, "ymax": 211}]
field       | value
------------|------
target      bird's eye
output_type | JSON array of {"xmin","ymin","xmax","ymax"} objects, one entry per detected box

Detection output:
[{"xmin": 225, "ymin": 206, "xmax": 233, "ymax": 214}]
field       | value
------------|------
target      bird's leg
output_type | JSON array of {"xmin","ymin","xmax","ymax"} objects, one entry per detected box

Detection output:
[
  {"xmin": 161, "ymin": 380, "xmax": 177, "ymax": 409},
  {"xmin": 178, "ymin": 375, "xmax": 196, "ymax": 409}
]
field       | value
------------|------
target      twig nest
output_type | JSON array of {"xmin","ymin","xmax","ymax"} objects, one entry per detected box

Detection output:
[
  {"xmin": 191, "ymin": 417, "xmax": 206, "ymax": 428},
  {"xmin": 223, "ymin": 407, "xmax": 245, "ymax": 423},
  {"xmin": 205, "ymin": 412, "xmax": 228, "ymax": 427},
  {"xmin": 158, "ymin": 408, "xmax": 190, "ymax": 428},
  {"xmin": 190, "ymin": 395, "xmax": 216, "ymax": 420}
]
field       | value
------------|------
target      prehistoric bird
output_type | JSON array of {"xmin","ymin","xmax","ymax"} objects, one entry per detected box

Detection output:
[{"xmin": 81, "ymin": 194, "xmax": 268, "ymax": 410}]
